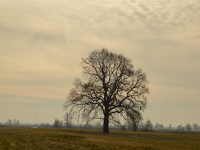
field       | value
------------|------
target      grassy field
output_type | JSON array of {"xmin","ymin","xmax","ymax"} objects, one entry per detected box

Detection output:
[{"xmin": 0, "ymin": 127, "xmax": 200, "ymax": 150}]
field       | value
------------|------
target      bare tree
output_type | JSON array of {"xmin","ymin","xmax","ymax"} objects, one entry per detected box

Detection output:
[
  {"xmin": 64, "ymin": 49, "xmax": 149, "ymax": 133},
  {"xmin": 63, "ymin": 112, "xmax": 73, "ymax": 128},
  {"xmin": 53, "ymin": 118, "xmax": 63, "ymax": 128},
  {"xmin": 193, "ymin": 123, "xmax": 200, "ymax": 131},
  {"xmin": 7, "ymin": 119, "xmax": 12, "ymax": 126},
  {"xmin": 169, "ymin": 124, "xmax": 172, "ymax": 129},
  {"xmin": 82, "ymin": 113, "xmax": 93, "ymax": 128},
  {"xmin": 185, "ymin": 123, "xmax": 192, "ymax": 131},
  {"xmin": 16, "ymin": 120, "xmax": 20, "ymax": 126},
  {"xmin": 126, "ymin": 109, "xmax": 143, "ymax": 131},
  {"xmin": 155, "ymin": 123, "xmax": 164, "ymax": 129},
  {"xmin": 177, "ymin": 125, "xmax": 184, "ymax": 131},
  {"xmin": 141, "ymin": 119, "xmax": 153, "ymax": 132}
]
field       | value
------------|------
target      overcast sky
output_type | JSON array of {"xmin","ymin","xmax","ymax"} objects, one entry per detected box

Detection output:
[{"xmin": 0, "ymin": 0, "xmax": 200, "ymax": 126}]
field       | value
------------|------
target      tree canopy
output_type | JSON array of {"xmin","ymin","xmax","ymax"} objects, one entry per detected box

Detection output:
[{"xmin": 64, "ymin": 49, "xmax": 149, "ymax": 133}]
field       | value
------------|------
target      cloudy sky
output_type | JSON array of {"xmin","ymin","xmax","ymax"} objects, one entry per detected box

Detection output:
[{"xmin": 0, "ymin": 0, "xmax": 200, "ymax": 126}]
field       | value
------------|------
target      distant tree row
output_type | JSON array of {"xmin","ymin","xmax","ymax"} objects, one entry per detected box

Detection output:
[
  {"xmin": 116, "ymin": 121, "xmax": 200, "ymax": 132},
  {"xmin": 0, "ymin": 119, "xmax": 20, "ymax": 126},
  {"xmin": 177, "ymin": 123, "xmax": 200, "ymax": 131},
  {"xmin": 155, "ymin": 123, "xmax": 164, "ymax": 129},
  {"xmin": 56, "ymin": 110, "xmax": 200, "ymax": 133}
]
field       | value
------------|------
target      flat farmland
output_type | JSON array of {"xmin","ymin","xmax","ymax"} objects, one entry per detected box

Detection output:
[{"xmin": 0, "ymin": 127, "xmax": 200, "ymax": 150}]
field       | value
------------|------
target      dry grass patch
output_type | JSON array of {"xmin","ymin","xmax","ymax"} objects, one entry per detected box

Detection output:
[{"xmin": 0, "ymin": 127, "xmax": 200, "ymax": 150}]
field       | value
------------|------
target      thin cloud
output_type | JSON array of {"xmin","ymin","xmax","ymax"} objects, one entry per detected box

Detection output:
[{"xmin": 0, "ymin": 0, "xmax": 200, "ymax": 124}]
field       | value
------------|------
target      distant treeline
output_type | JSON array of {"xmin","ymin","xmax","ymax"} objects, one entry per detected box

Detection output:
[
  {"xmin": 1, "ymin": 118, "xmax": 199, "ymax": 132},
  {"xmin": 0, "ymin": 119, "xmax": 20, "ymax": 127}
]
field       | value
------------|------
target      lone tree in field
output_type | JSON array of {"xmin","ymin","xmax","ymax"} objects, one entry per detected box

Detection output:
[{"xmin": 64, "ymin": 49, "xmax": 149, "ymax": 133}]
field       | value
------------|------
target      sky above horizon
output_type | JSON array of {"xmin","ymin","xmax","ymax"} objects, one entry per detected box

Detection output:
[{"xmin": 0, "ymin": 0, "xmax": 200, "ymax": 127}]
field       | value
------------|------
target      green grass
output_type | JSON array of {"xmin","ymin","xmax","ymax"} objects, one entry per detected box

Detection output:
[{"xmin": 0, "ymin": 127, "xmax": 200, "ymax": 150}]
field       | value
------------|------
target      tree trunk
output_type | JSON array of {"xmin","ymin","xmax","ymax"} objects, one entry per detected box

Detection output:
[
  {"xmin": 103, "ymin": 113, "xmax": 109, "ymax": 133},
  {"xmin": 103, "ymin": 107, "xmax": 109, "ymax": 133},
  {"xmin": 133, "ymin": 123, "xmax": 138, "ymax": 131}
]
